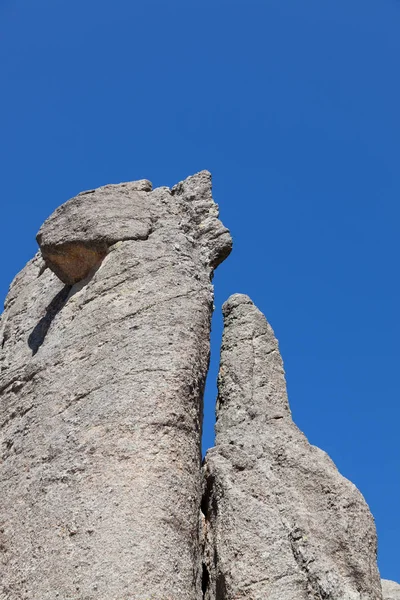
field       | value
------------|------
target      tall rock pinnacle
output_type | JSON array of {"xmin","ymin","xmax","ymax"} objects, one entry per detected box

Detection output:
[
  {"xmin": 0, "ymin": 173, "xmax": 394, "ymax": 599},
  {"xmin": 0, "ymin": 172, "xmax": 231, "ymax": 599},
  {"xmin": 202, "ymin": 294, "xmax": 383, "ymax": 600}
]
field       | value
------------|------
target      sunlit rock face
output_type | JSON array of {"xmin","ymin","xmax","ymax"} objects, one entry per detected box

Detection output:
[
  {"xmin": 0, "ymin": 172, "xmax": 387, "ymax": 600},
  {"xmin": 0, "ymin": 171, "xmax": 231, "ymax": 600},
  {"xmin": 202, "ymin": 294, "xmax": 383, "ymax": 600}
]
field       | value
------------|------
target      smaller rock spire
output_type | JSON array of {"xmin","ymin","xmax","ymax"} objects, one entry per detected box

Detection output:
[
  {"xmin": 203, "ymin": 294, "xmax": 382, "ymax": 600},
  {"xmin": 215, "ymin": 293, "xmax": 291, "ymax": 447}
]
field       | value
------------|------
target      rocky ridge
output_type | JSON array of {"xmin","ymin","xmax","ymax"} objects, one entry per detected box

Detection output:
[{"xmin": 0, "ymin": 172, "xmax": 396, "ymax": 599}]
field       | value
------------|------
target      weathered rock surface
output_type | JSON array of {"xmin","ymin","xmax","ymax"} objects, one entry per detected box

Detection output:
[
  {"xmin": 0, "ymin": 171, "xmax": 231, "ymax": 599},
  {"xmin": 202, "ymin": 294, "xmax": 382, "ymax": 600},
  {"xmin": 382, "ymin": 580, "xmax": 400, "ymax": 600},
  {"xmin": 1, "ymin": 171, "xmax": 389, "ymax": 600}
]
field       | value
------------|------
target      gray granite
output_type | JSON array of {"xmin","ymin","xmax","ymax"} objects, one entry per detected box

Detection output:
[
  {"xmin": 202, "ymin": 294, "xmax": 382, "ymax": 600},
  {"xmin": 0, "ymin": 171, "xmax": 231, "ymax": 600}
]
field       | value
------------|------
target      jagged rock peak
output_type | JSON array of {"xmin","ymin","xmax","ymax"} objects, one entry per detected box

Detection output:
[
  {"xmin": 382, "ymin": 580, "xmax": 400, "ymax": 600},
  {"xmin": 202, "ymin": 294, "xmax": 382, "ymax": 600},
  {"xmin": 37, "ymin": 170, "xmax": 232, "ymax": 284}
]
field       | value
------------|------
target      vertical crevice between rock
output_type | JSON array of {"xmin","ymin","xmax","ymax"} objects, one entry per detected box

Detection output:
[{"xmin": 202, "ymin": 562, "xmax": 210, "ymax": 598}]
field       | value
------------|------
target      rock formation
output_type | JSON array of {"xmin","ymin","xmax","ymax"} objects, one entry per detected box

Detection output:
[
  {"xmin": 0, "ymin": 171, "xmax": 395, "ymax": 599},
  {"xmin": 0, "ymin": 172, "xmax": 231, "ymax": 599},
  {"xmin": 202, "ymin": 294, "xmax": 383, "ymax": 600},
  {"xmin": 382, "ymin": 580, "xmax": 400, "ymax": 600}
]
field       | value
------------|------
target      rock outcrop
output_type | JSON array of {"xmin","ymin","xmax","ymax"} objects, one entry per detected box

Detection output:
[
  {"xmin": 202, "ymin": 294, "xmax": 382, "ymax": 600},
  {"xmin": 382, "ymin": 580, "xmax": 400, "ymax": 600},
  {"xmin": 0, "ymin": 172, "xmax": 231, "ymax": 600},
  {"xmin": 0, "ymin": 172, "xmax": 391, "ymax": 599}
]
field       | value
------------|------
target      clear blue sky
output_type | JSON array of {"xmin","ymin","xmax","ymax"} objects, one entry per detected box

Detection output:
[{"xmin": 1, "ymin": 0, "xmax": 399, "ymax": 582}]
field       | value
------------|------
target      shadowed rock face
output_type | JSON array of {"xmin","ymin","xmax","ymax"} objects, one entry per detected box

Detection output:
[
  {"xmin": 382, "ymin": 580, "xmax": 400, "ymax": 600},
  {"xmin": 0, "ymin": 172, "xmax": 231, "ymax": 600},
  {"xmin": 202, "ymin": 294, "xmax": 383, "ymax": 600}
]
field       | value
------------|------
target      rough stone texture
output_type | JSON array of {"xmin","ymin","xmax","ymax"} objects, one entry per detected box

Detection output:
[
  {"xmin": 382, "ymin": 580, "xmax": 400, "ymax": 600},
  {"xmin": 202, "ymin": 294, "xmax": 382, "ymax": 600},
  {"xmin": 36, "ymin": 180, "xmax": 154, "ymax": 284},
  {"xmin": 0, "ymin": 171, "xmax": 389, "ymax": 600},
  {"xmin": 0, "ymin": 171, "xmax": 231, "ymax": 600}
]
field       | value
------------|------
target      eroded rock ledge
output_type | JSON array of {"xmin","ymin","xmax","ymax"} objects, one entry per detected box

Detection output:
[{"xmin": 36, "ymin": 174, "xmax": 231, "ymax": 285}]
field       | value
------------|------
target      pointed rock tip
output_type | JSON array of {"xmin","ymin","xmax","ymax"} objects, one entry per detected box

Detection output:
[
  {"xmin": 221, "ymin": 294, "xmax": 278, "ymax": 346},
  {"xmin": 171, "ymin": 170, "xmax": 212, "ymax": 195},
  {"xmin": 184, "ymin": 169, "xmax": 212, "ymax": 183},
  {"xmin": 222, "ymin": 293, "xmax": 255, "ymax": 316}
]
